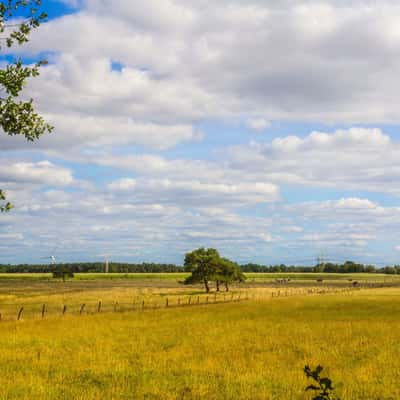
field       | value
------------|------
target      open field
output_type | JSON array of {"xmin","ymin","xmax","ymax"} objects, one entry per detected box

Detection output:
[
  {"xmin": 0, "ymin": 286, "xmax": 399, "ymax": 399},
  {"xmin": 0, "ymin": 273, "xmax": 398, "ymax": 320},
  {"xmin": 1, "ymin": 272, "xmax": 400, "ymax": 281},
  {"xmin": 0, "ymin": 276, "xmax": 399, "ymax": 398}
]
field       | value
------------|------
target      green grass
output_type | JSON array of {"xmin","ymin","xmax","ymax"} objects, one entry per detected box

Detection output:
[
  {"xmin": 0, "ymin": 288, "xmax": 399, "ymax": 399},
  {"xmin": 0, "ymin": 273, "xmax": 396, "ymax": 320},
  {"xmin": 245, "ymin": 272, "xmax": 400, "ymax": 281},
  {"xmin": 0, "ymin": 271, "xmax": 398, "ymax": 282},
  {"xmin": 0, "ymin": 273, "xmax": 52, "ymax": 280},
  {"xmin": 74, "ymin": 272, "xmax": 189, "ymax": 280}
]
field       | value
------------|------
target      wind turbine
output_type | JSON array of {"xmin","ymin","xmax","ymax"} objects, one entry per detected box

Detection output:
[
  {"xmin": 41, "ymin": 253, "xmax": 57, "ymax": 268},
  {"xmin": 99, "ymin": 253, "xmax": 110, "ymax": 273},
  {"xmin": 46, "ymin": 244, "xmax": 59, "ymax": 268}
]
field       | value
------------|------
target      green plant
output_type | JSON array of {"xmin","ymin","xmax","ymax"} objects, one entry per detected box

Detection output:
[
  {"xmin": 304, "ymin": 365, "xmax": 340, "ymax": 400},
  {"xmin": 0, "ymin": 0, "xmax": 53, "ymax": 212}
]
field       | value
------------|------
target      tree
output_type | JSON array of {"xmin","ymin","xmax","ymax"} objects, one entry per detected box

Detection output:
[
  {"xmin": 183, "ymin": 248, "xmax": 245, "ymax": 292},
  {"xmin": 0, "ymin": 0, "xmax": 53, "ymax": 212},
  {"xmin": 215, "ymin": 257, "xmax": 246, "ymax": 292},
  {"xmin": 183, "ymin": 247, "xmax": 220, "ymax": 293},
  {"xmin": 52, "ymin": 267, "xmax": 74, "ymax": 282}
]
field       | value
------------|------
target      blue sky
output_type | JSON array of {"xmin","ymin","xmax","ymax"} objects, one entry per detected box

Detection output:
[{"xmin": 1, "ymin": 0, "xmax": 400, "ymax": 266}]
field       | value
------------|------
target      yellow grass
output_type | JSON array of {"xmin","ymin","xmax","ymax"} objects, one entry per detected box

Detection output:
[{"xmin": 0, "ymin": 287, "xmax": 399, "ymax": 399}]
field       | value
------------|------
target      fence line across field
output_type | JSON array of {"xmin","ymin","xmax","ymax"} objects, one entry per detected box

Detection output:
[{"xmin": 0, "ymin": 284, "xmax": 383, "ymax": 322}]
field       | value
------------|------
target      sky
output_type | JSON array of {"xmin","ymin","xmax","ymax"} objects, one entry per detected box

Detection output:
[{"xmin": 1, "ymin": 0, "xmax": 400, "ymax": 266}]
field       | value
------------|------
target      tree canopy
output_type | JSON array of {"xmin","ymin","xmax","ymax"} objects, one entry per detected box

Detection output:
[
  {"xmin": 214, "ymin": 257, "xmax": 246, "ymax": 292},
  {"xmin": 184, "ymin": 247, "xmax": 220, "ymax": 292},
  {"xmin": 0, "ymin": 0, "xmax": 53, "ymax": 212},
  {"xmin": 184, "ymin": 247, "xmax": 245, "ymax": 292}
]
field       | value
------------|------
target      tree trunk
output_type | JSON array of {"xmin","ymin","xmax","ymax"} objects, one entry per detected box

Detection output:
[
  {"xmin": 225, "ymin": 281, "xmax": 229, "ymax": 291},
  {"xmin": 204, "ymin": 279, "xmax": 210, "ymax": 293},
  {"xmin": 216, "ymin": 280, "xmax": 220, "ymax": 292}
]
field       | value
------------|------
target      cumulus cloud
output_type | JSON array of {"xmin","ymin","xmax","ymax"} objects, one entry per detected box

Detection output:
[
  {"xmin": 275, "ymin": 197, "xmax": 400, "ymax": 263},
  {"xmin": 246, "ymin": 118, "xmax": 271, "ymax": 132},
  {"xmin": 228, "ymin": 128, "xmax": 400, "ymax": 195},
  {"xmin": 0, "ymin": 160, "xmax": 73, "ymax": 186},
  {"xmin": 2, "ymin": 1, "xmax": 400, "ymax": 264},
  {"xmin": 3, "ymin": 1, "xmax": 400, "ymax": 154},
  {"xmin": 108, "ymin": 178, "xmax": 280, "ymax": 207},
  {"xmin": 7, "ymin": 0, "xmax": 400, "ymax": 156},
  {"xmin": 0, "ymin": 233, "xmax": 24, "ymax": 240}
]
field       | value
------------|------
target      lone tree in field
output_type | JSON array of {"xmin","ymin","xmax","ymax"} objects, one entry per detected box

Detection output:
[
  {"xmin": 183, "ymin": 247, "xmax": 220, "ymax": 293},
  {"xmin": 0, "ymin": 0, "xmax": 53, "ymax": 212},
  {"xmin": 215, "ymin": 257, "xmax": 246, "ymax": 292},
  {"xmin": 184, "ymin": 248, "xmax": 245, "ymax": 292}
]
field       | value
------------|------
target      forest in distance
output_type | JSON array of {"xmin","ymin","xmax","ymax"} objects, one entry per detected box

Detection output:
[{"xmin": 1, "ymin": 260, "xmax": 400, "ymax": 274}]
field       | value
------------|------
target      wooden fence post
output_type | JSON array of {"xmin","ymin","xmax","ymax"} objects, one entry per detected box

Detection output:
[
  {"xmin": 142, "ymin": 300, "xmax": 145, "ymax": 310},
  {"xmin": 41, "ymin": 304, "xmax": 46, "ymax": 319},
  {"xmin": 17, "ymin": 307, "xmax": 23, "ymax": 320},
  {"xmin": 197, "ymin": 296, "xmax": 200, "ymax": 305},
  {"xmin": 188, "ymin": 297, "xmax": 191, "ymax": 305},
  {"xmin": 62, "ymin": 305, "xmax": 67, "ymax": 315},
  {"xmin": 177, "ymin": 298, "xmax": 180, "ymax": 306},
  {"xmin": 206, "ymin": 296, "xmax": 209, "ymax": 304},
  {"xmin": 98, "ymin": 301, "xmax": 102, "ymax": 313},
  {"xmin": 166, "ymin": 298, "xmax": 169, "ymax": 307},
  {"xmin": 80, "ymin": 304, "xmax": 86, "ymax": 314}
]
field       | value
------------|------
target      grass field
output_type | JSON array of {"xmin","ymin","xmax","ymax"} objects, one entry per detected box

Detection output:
[
  {"xmin": 0, "ymin": 287, "xmax": 399, "ymax": 399},
  {"xmin": 1, "ymin": 272, "xmax": 399, "ymax": 281},
  {"xmin": 0, "ymin": 276, "xmax": 399, "ymax": 399},
  {"xmin": 0, "ymin": 272, "xmax": 397, "ymax": 320},
  {"xmin": 0, "ymin": 273, "xmax": 396, "ymax": 320}
]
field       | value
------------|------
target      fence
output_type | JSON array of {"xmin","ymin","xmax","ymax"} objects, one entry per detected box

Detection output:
[{"xmin": 0, "ymin": 284, "xmax": 384, "ymax": 322}]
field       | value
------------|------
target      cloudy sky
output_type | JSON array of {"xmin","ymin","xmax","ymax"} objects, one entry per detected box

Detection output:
[{"xmin": 1, "ymin": 0, "xmax": 400, "ymax": 265}]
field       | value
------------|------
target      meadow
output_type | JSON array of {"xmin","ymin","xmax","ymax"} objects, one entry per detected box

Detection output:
[
  {"xmin": 1, "ymin": 271, "xmax": 399, "ymax": 281},
  {"xmin": 0, "ymin": 272, "xmax": 397, "ymax": 320},
  {"xmin": 0, "ymin": 275, "xmax": 399, "ymax": 399}
]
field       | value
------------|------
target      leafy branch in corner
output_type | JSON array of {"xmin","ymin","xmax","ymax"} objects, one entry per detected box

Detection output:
[
  {"xmin": 0, "ymin": 0, "xmax": 53, "ymax": 212},
  {"xmin": 0, "ymin": 189, "xmax": 12, "ymax": 212}
]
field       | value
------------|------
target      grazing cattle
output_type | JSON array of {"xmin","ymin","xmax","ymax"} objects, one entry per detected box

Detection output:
[
  {"xmin": 352, "ymin": 281, "xmax": 359, "ymax": 287},
  {"xmin": 316, "ymin": 278, "xmax": 323, "ymax": 282}
]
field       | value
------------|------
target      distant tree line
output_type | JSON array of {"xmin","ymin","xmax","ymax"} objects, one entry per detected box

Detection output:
[
  {"xmin": 0, "ymin": 262, "xmax": 183, "ymax": 273},
  {"xmin": 241, "ymin": 261, "xmax": 400, "ymax": 274},
  {"xmin": 1, "ymin": 260, "xmax": 400, "ymax": 274}
]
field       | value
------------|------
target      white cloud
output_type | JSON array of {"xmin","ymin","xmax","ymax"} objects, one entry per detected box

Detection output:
[
  {"xmin": 108, "ymin": 178, "xmax": 280, "ymax": 207},
  {"xmin": 3, "ymin": 1, "xmax": 400, "ymax": 264},
  {"xmin": 9, "ymin": 0, "xmax": 400, "ymax": 140},
  {"xmin": 228, "ymin": 128, "xmax": 400, "ymax": 195},
  {"xmin": 0, "ymin": 233, "xmax": 24, "ymax": 240},
  {"xmin": 247, "ymin": 118, "xmax": 271, "ymax": 132},
  {"xmin": 0, "ymin": 161, "xmax": 73, "ymax": 186},
  {"xmin": 281, "ymin": 225, "xmax": 304, "ymax": 233}
]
